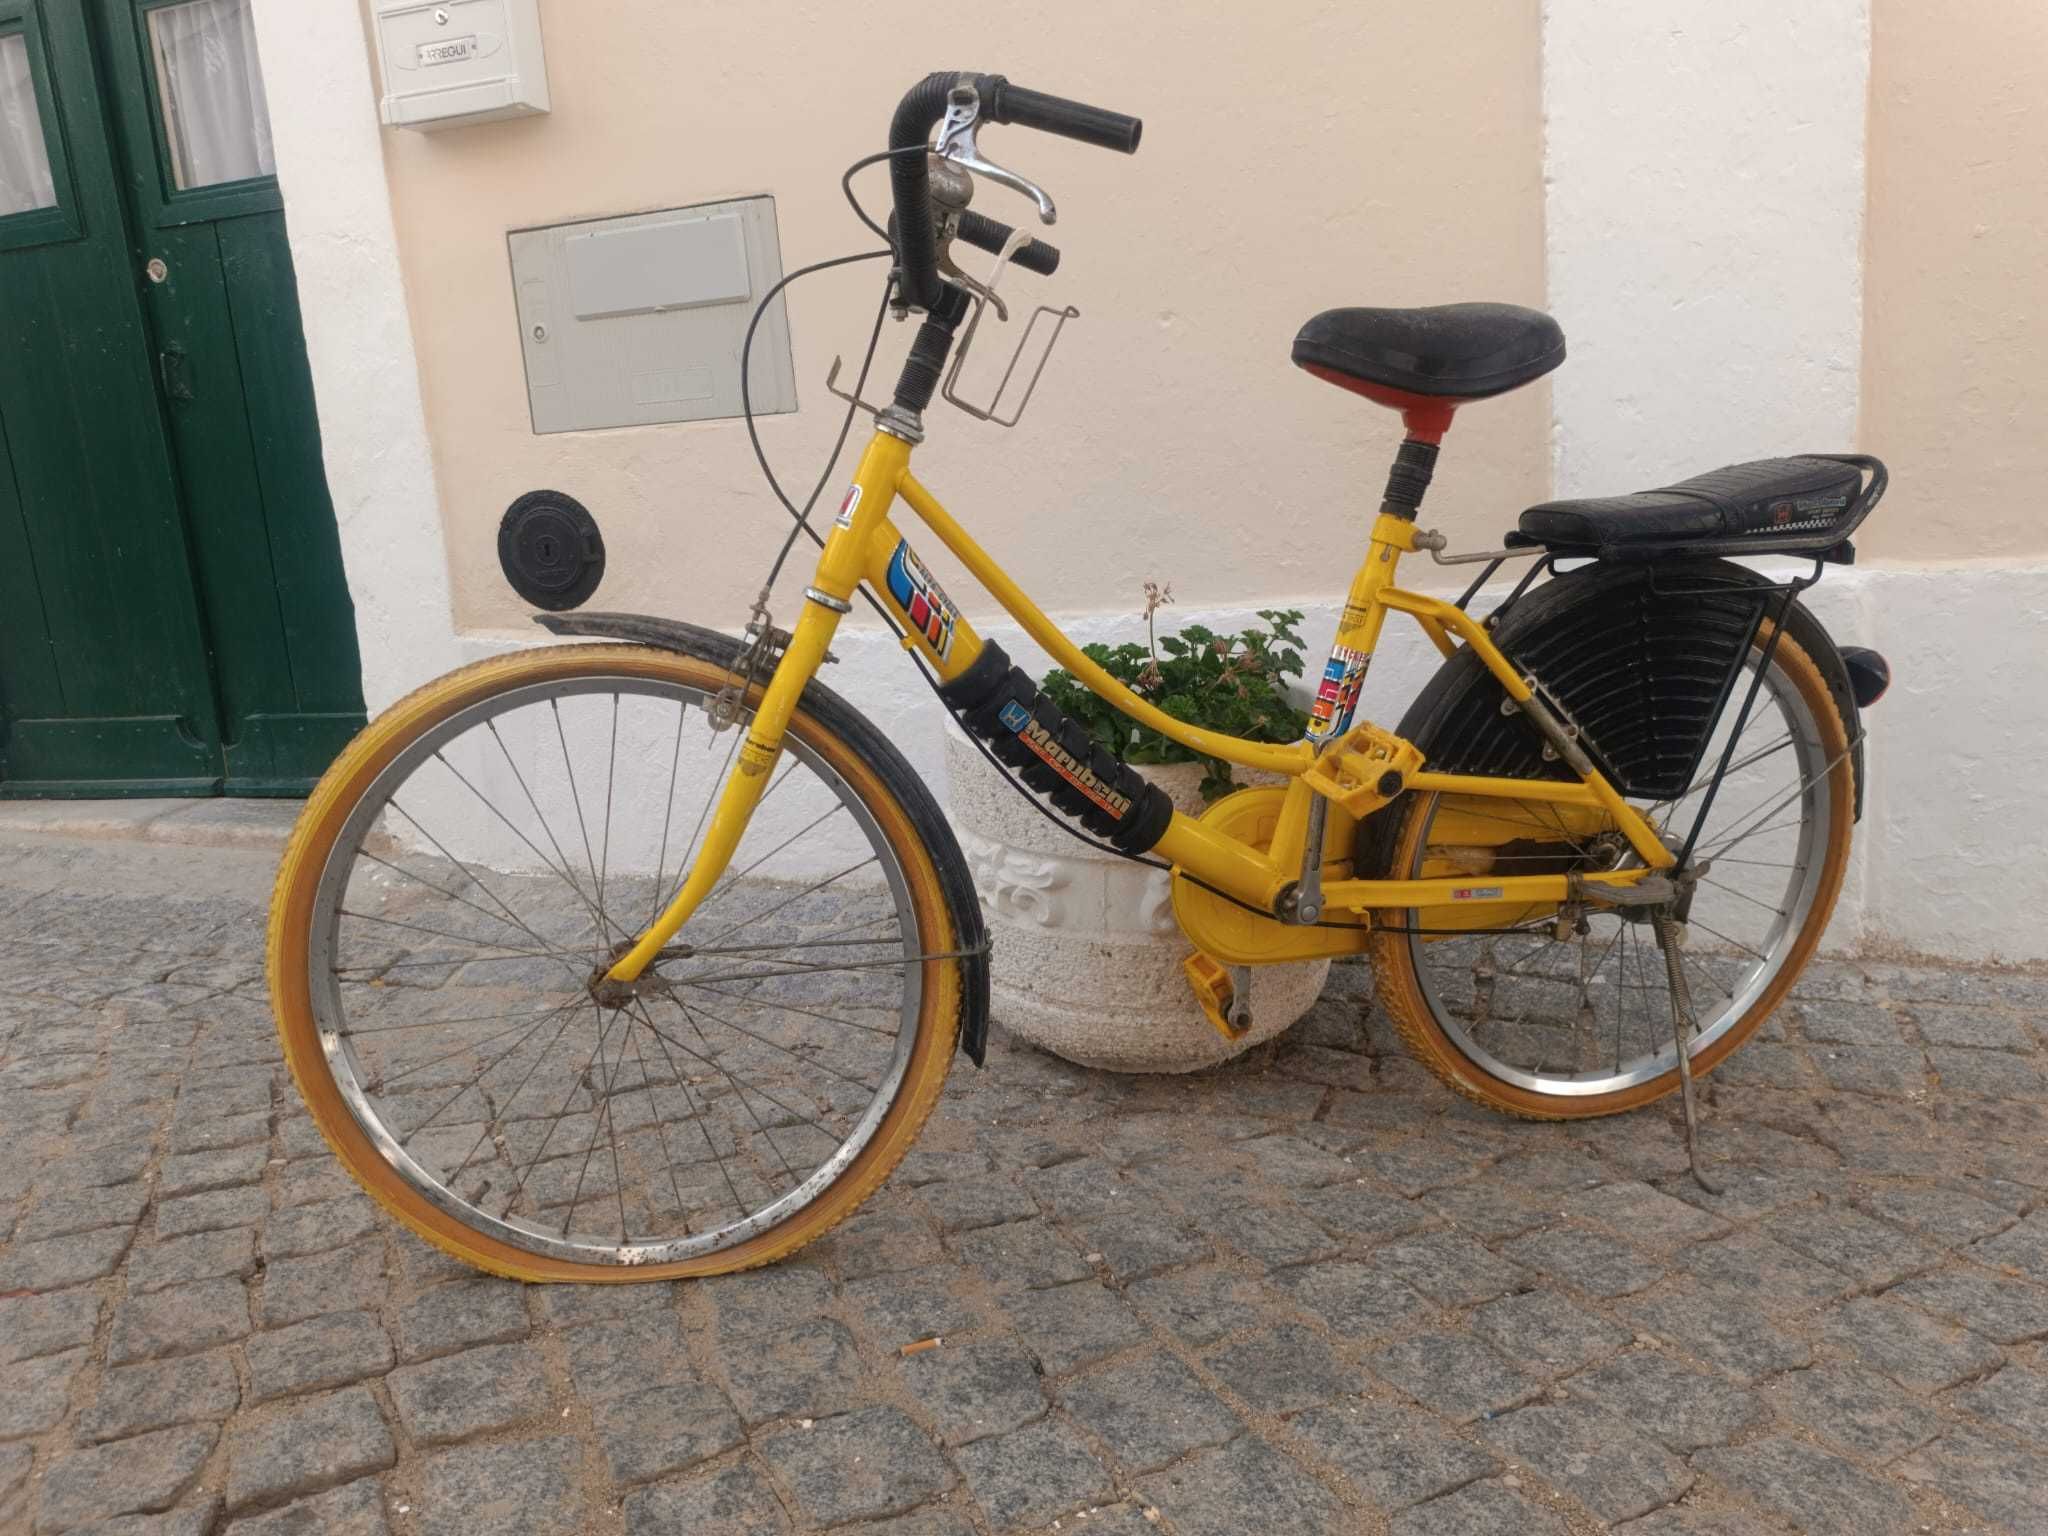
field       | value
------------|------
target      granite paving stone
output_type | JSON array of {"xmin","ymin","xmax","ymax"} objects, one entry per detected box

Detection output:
[
  {"xmin": 622, "ymin": 1460, "xmax": 787, "ymax": 1536},
  {"xmin": 126, "ymin": 1226, "xmax": 258, "ymax": 1293},
  {"xmin": 1632, "ymin": 1288, "xmax": 1811, "ymax": 1383},
  {"xmin": 1894, "ymin": 1426, "xmax": 2048, "ymax": 1531},
  {"xmin": 1483, "ymin": 1401, "xmax": 1692, "ymax": 1522},
  {"xmin": 0, "ymin": 1227, "xmax": 131, "ymax": 1292},
  {"xmin": 411, "ymin": 1436, "xmax": 583, "ymax": 1536},
  {"xmin": 1567, "ymin": 1179, "xmax": 1732, "ymax": 1244},
  {"xmin": 0, "ymin": 1281, "xmax": 98, "ymax": 1365},
  {"xmin": 108, "ymin": 1275, "xmax": 251, "ymax": 1365},
  {"xmin": 1126, "ymin": 1266, "xmax": 1269, "ymax": 1346},
  {"xmin": 259, "ymin": 1196, "xmax": 381, "ymax": 1263},
  {"xmin": 1973, "ymin": 1209, "xmax": 2048, "ymax": 1280},
  {"xmin": 899, "ymin": 1337, "xmax": 1047, "ymax": 1445},
  {"xmin": 1887, "ymin": 1265, "xmax": 2048, "ymax": 1344},
  {"xmin": 843, "ymin": 1263, "xmax": 978, "ymax": 1350},
  {"xmin": 1389, "ymin": 1477, "xmax": 1570, "ymax": 1536},
  {"xmin": 1764, "ymin": 1205, "xmax": 1946, "ymax": 1285},
  {"xmin": 758, "ymin": 1407, "xmax": 955, "ymax": 1526},
  {"xmin": 1504, "ymin": 1224, "xmax": 1666, "ymax": 1298},
  {"xmin": 564, "ymin": 1311, "xmax": 693, "ymax": 1403},
  {"xmin": 1137, "ymin": 1435, "xmax": 1351, "ymax": 1536},
  {"xmin": 1470, "ymin": 1288, "xmax": 1632, "ymax": 1376},
  {"xmin": 1821, "ymin": 1294, "xmax": 2004, "ymax": 1391},
  {"xmin": 394, "ymin": 1276, "xmax": 527, "ymax": 1360},
  {"xmin": 1007, "ymin": 1278, "xmax": 1145, "ymax": 1375},
  {"xmin": 1205, "ymin": 1321, "xmax": 1355, "ymax": 1413},
  {"xmin": 954, "ymin": 1217, "xmax": 1093, "ymax": 1290},
  {"xmin": 245, "ymin": 1310, "xmax": 395, "ymax": 1402},
  {"xmin": 1567, "ymin": 1349, "xmax": 1765, "ymax": 1451},
  {"xmin": 1288, "ymin": 1398, "xmax": 1498, "ymax": 1509},
  {"xmin": 1273, "ymin": 1259, "xmax": 1431, "ymax": 1342},
  {"xmin": 953, "ymin": 1416, "xmax": 1113, "ymax": 1529},
  {"xmin": 34, "ymin": 1425, "xmax": 217, "ymax": 1534},
  {"xmin": 79, "ymin": 1351, "xmax": 240, "ymax": 1444},
  {"xmin": 1062, "ymin": 1350, "xmax": 1243, "ymax": 1473},
  {"xmin": 1368, "ymin": 1330, "xmax": 1541, "ymax": 1424},
  {"xmin": 716, "ymin": 1317, "xmax": 864, "ymax": 1426},
  {"xmin": 17, "ymin": 1182, "xmax": 150, "ymax": 1243},
  {"xmin": 155, "ymin": 1185, "xmax": 267, "ymax": 1239},
  {"xmin": 1695, "ymin": 1435, "xmax": 1914, "ymax": 1536},
  {"xmin": 229, "ymin": 1477, "xmax": 390, "ymax": 1536},
  {"xmin": 1768, "ymin": 1361, "xmax": 1943, "ymax": 1458},
  {"xmin": 1952, "ymin": 1363, "xmax": 2048, "ymax": 1443},
  {"xmin": 387, "ymin": 1340, "xmax": 548, "ymax": 1446},
  {"xmin": 0, "ymin": 1346, "xmax": 87, "ymax": 1440},
  {"xmin": 256, "ymin": 1240, "xmax": 386, "ymax": 1327},
  {"xmin": 224, "ymin": 1386, "xmax": 396, "ymax": 1513},
  {"xmin": 592, "ymin": 1382, "xmax": 744, "ymax": 1486},
  {"xmin": 1374, "ymin": 1231, "xmax": 1526, "ymax": 1307}
]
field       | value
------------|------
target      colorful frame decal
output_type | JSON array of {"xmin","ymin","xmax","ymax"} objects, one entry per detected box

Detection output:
[{"xmin": 885, "ymin": 539, "xmax": 958, "ymax": 660}]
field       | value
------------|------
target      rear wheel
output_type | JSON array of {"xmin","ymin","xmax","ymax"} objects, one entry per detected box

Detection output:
[
  {"xmin": 268, "ymin": 642, "xmax": 962, "ymax": 1280},
  {"xmin": 1368, "ymin": 593, "xmax": 1855, "ymax": 1119}
]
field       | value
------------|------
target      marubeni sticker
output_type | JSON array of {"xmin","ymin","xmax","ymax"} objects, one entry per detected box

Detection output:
[
  {"xmin": 996, "ymin": 701, "xmax": 1134, "ymax": 820},
  {"xmin": 1307, "ymin": 644, "xmax": 1371, "ymax": 741},
  {"xmin": 885, "ymin": 540, "xmax": 957, "ymax": 660},
  {"xmin": 1451, "ymin": 886, "xmax": 1505, "ymax": 901}
]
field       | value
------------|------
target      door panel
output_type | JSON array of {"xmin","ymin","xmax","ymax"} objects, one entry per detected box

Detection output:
[
  {"xmin": 0, "ymin": 0, "xmax": 222, "ymax": 796},
  {"xmin": 103, "ymin": 0, "xmax": 366, "ymax": 792}
]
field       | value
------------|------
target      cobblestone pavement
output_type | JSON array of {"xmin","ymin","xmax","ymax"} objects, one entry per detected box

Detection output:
[{"xmin": 3, "ymin": 829, "xmax": 2047, "ymax": 1535}]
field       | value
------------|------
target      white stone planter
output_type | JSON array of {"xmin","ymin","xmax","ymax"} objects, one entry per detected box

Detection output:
[{"xmin": 944, "ymin": 726, "xmax": 1331, "ymax": 1073}]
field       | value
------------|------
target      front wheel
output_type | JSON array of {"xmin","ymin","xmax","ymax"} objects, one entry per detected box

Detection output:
[
  {"xmin": 1368, "ymin": 578, "xmax": 1856, "ymax": 1119},
  {"xmin": 267, "ymin": 642, "xmax": 964, "ymax": 1281}
]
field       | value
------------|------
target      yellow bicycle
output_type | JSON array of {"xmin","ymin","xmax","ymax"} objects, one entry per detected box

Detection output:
[{"xmin": 269, "ymin": 72, "xmax": 1888, "ymax": 1281}]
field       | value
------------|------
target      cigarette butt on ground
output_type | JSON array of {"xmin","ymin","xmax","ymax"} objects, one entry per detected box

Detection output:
[{"xmin": 900, "ymin": 1336, "xmax": 942, "ymax": 1356}]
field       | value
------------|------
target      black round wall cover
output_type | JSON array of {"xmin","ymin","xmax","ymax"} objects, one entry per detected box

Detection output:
[{"xmin": 498, "ymin": 490, "xmax": 605, "ymax": 611}]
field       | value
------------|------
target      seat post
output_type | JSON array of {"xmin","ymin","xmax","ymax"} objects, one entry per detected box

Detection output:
[{"xmin": 1381, "ymin": 432, "xmax": 1443, "ymax": 521}]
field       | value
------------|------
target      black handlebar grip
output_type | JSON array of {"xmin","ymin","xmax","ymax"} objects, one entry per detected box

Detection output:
[
  {"xmin": 991, "ymin": 83, "xmax": 1143, "ymax": 153},
  {"xmin": 954, "ymin": 210, "xmax": 1062, "ymax": 276}
]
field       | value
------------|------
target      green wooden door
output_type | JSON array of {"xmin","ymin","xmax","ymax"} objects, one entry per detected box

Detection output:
[
  {"xmin": 0, "ymin": 0, "xmax": 222, "ymax": 795},
  {"xmin": 0, "ymin": 0, "xmax": 365, "ymax": 798}
]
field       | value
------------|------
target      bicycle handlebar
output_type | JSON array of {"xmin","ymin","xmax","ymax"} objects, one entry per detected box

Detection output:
[{"xmin": 889, "ymin": 72, "xmax": 1140, "ymax": 310}]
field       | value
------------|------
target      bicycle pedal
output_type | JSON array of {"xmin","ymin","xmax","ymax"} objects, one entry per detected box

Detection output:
[
  {"xmin": 1184, "ymin": 951, "xmax": 1249, "ymax": 1042},
  {"xmin": 1301, "ymin": 722, "xmax": 1426, "ymax": 818}
]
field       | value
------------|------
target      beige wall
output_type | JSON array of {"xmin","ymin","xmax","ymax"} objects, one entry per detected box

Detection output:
[
  {"xmin": 368, "ymin": 0, "xmax": 1549, "ymax": 633},
  {"xmin": 1859, "ymin": 0, "xmax": 2048, "ymax": 560}
]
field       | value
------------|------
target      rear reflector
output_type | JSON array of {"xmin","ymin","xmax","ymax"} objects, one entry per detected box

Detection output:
[{"xmin": 1840, "ymin": 646, "xmax": 1890, "ymax": 708}]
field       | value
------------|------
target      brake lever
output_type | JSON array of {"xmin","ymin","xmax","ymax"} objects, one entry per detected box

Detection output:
[{"xmin": 936, "ymin": 87, "xmax": 1057, "ymax": 225}]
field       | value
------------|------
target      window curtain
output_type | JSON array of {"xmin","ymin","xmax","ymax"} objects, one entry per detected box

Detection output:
[
  {"xmin": 0, "ymin": 32, "xmax": 55, "ymax": 216},
  {"xmin": 148, "ymin": 0, "xmax": 274, "ymax": 191}
]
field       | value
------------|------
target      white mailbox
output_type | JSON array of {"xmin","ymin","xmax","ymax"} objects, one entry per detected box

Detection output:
[{"xmin": 371, "ymin": 0, "xmax": 550, "ymax": 130}]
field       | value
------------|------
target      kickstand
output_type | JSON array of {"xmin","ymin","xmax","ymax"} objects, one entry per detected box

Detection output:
[{"xmin": 1651, "ymin": 910, "xmax": 1723, "ymax": 1197}]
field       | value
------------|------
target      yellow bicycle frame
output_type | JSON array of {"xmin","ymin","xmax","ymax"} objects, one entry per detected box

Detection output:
[{"xmin": 608, "ymin": 428, "xmax": 1673, "ymax": 982}]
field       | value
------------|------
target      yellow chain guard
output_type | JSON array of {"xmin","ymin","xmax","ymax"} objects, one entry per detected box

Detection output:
[{"xmin": 1170, "ymin": 785, "xmax": 1371, "ymax": 965}]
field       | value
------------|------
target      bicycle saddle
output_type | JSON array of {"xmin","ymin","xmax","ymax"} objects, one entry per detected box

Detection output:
[{"xmin": 1292, "ymin": 303, "xmax": 1566, "ymax": 403}]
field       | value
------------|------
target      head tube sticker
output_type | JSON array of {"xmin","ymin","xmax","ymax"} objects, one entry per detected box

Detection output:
[
  {"xmin": 833, "ymin": 484, "xmax": 863, "ymax": 528},
  {"xmin": 885, "ymin": 540, "xmax": 958, "ymax": 661},
  {"xmin": 1307, "ymin": 644, "xmax": 1371, "ymax": 741}
]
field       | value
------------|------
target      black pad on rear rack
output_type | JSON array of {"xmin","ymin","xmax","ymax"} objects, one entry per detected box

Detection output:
[{"xmin": 1516, "ymin": 457, "xmax": 1870, "ymax": 557}]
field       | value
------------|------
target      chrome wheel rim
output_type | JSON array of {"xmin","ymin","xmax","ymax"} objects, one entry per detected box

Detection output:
[
  {"xmin": 307, "ymin": 672, "xmax": 923, "ymax": 1266},
  {"xmin": 1406, "ymin": 651, "xmax": 1836, "ymax": 1097}
]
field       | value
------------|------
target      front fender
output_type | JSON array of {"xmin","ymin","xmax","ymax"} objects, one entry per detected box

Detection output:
[{"xmin": 533, "ymin": 611, "xmax": 992, "ymax": 1065}]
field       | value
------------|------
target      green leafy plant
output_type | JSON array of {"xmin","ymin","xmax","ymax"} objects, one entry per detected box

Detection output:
[{"xmin": 1041, "ymin": 583, "xmax": 1310, "ymax": 802}]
